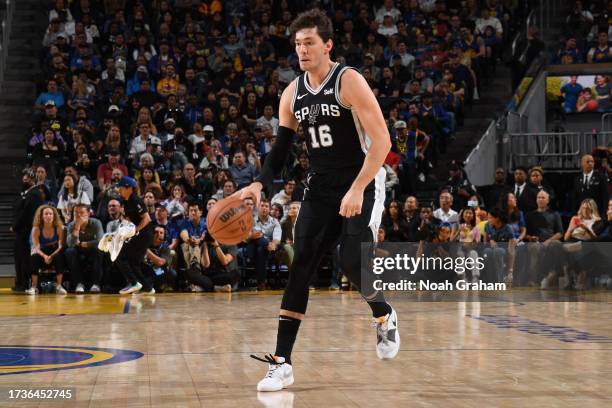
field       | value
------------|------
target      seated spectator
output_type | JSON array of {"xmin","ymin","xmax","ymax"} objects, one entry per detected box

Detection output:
[
  {"xmin": 256, "ymin": 105, "xmax": 279, "ymax": 136},
  {"xmin": 65, "ymin": 204, "xmax": 104, "ymax": 293},
  {"xmin": 416, "ymin": 202, "xmax": 441, "ymax": 242},
  {"xmin": 129, "ymin": 123, "xmax": 156, "ymax": 162},
  {"xmin": 180, "ymin": 202, "xmax": 207, "ymax": 274},
  {"xmin": 180, "ymin": 163, "xmax": 213, "ymax": 203},
  {"xmin": 587, "ymin": 30, "xmax": 612, "ymax": 63},
  {"xmin": 525, "ymin": 191, "xmax": 564, "ymax": 288},
  {"xmin": 454, "ymin": 207, "xmax": 481, "ymax": 283},
  {"xmin": 248, "ymin": 199, "xmax": 281, "ymax": 291},
  {"xmin": 511, "ymin": 166, "xmax": 537, "ymax": 213},
  {"xmin": 433, "ymin": 191, "xmax": 459, "ymax": 230},
  {"xmin": 27, "ymin": 205, "xmax": 67, "ymax": 295},
  {"xmin": 154, "ymin": 204, "xmax": 179, "ymax": 251},
  {"xmin": 555, "ymin": 37, "xmax": 583, "ymax": 64},
  {"xmin": 59, "ymin": 166, "xmax": 94, "ymax": 203},
  {"xmin": 34, "ymin": 79, "xmax": 65, "ymax": 111},
  {"xmin": 564, "ymin": 199, "xmax": 604, "ymax": 242},
  {"xmin": 270, "ymin": 203, "xmax": 284, "ymax": 222},
  {"xmin": 271, "ymin": 179, "xmax": 296, "ymax": 215},
  {"xmin": 280, "ymin": 201, "xmax": 300, "ymax": 270},
  {"xmin": 97, "ymin": 150, "xmax": 128, "ymax": 190},
  {"xmin": 597, "ymin": 199, "xmax": 612, "ymax": 241},
  {"xmin": 229, "ymin": 151, "xmax": 257, "ymax": 188},
  {"xmin": 162, "ymin": 184, "xmax": 187, "ymax": 219},
  {"xmin": 143, "ymin": 225, "xmax": 177, "ymax": 292},
  {"xmin": 57, "ymin": 173, "xmax": 90, "ymax": 223},
  {"xmin": 100, "ymin": 198, "xmax": 122, "ymax": 231},
  {"xmin": 158, "ymin": 141, "xmax": 188, "ymax": 179},
  {"xmin": 444, "ymin": 161, "xmax": 475, "ymax": 210},
  {"xmin": 381, "ymin": 200, "xmax": 410, "ymax": 242},
  {"xmin": 32, "ymin": 128, "xmax": 66, "ymax": 183},
  {"xmin": 483, "ymin": 207, "xmax": 516, "ymax": 283},
  {"xmin": 195, "ymin": 232, "xmax": 240, "ymax": 292}
]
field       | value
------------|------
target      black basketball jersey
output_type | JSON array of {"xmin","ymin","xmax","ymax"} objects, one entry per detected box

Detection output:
[{"xmin": 291, "ymin": 62, "xmax": 368, "ymax": 173}]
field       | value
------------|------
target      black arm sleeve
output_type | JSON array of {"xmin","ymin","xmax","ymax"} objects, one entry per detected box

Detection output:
[{"xmin": 254, "ymin": 125, "xmax": 295, "ymax": 188}]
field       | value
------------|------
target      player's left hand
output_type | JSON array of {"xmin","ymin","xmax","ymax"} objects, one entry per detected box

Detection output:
[{"xmin": 339, "ymin": 187, "xmax": 364, "ymax": 218}]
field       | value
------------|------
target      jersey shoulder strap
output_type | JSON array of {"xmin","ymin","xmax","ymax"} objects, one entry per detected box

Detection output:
[{"xmin": 334, "ymin": 65, "xmax": 360, "ymax": 110}]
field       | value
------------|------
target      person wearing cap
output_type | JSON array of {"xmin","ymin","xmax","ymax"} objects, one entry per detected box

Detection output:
[
  {"xmin": 11, "ymin": 168, "xmax": 44, "ymax": 291},
  {"xmin": 444, "ymin": 160, "xmax": 476, "ymax": 211},
  {"xmin": 35, "ymin": 79, "xmax": 65, "ymax": 110},
  {"xmin": 114, "ymin": 176, "xmax": 155, "ymax": 294},
  {"xmin": 157, "ymin": 140, "xmax": 188, "ymax": 179},
  {"xmin": 158, "ymin": 116, "xmax": 177, "ymax": 144}
]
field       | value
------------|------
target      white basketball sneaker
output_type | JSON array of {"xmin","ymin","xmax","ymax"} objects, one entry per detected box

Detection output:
[
  {"xmin": 374, "ymin": 307, "xmax": 400, "ymax": 360},
  {"xmin": 252, "ymin": 354, "xmax": 294, "ymax": 392}
]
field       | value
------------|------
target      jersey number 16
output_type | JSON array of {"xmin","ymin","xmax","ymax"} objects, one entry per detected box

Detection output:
[{"xmin": 308, "ymin": 124, "xmax": 334, "ymax": 148}]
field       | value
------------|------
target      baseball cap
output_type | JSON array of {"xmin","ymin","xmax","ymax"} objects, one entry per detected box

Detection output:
[
  {"xmin": 164, "ymin": 117, "xmax": 176, "ymax": 124},
  {"xmin": 45, "ymin": 100, "xmax": 56, "ymax": 107},
  {"xmin": 108, "ymin": 105, "xmax": 120, "ymax": 112},
  {"xmin": 203, "ymin": 125, "xmax": 214, "ymax": 132},
  {"xmin": 147, "ymin": 136, "xmax": 162, "ymax": 146},
  {"xmin": 364, "ymin": 53, "xmax": 375, "ymax": 60},
  {"xmin": 393, "ymin": 120, "xmax": 407, "ymax": 129},
  {"xmin": 115, "ymin": 176, "xmax": 137, "ymax": 188},
  {"xmin": 137, "ymin": 66, "xmax": 148, "ymax": 73}
]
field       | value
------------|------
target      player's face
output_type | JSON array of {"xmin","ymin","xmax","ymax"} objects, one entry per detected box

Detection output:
[{"xmin": 294, "ymin": 27, "xmax": 332, "ymax": 72}]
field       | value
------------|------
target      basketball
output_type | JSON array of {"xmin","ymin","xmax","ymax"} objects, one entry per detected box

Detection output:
[
  {"xmin": 206, "ymin": 196, "xmax": 254, "ymax": 245},
  {"xmin": 586, "ymin": 100, "xmax": 599, "ymax": 111}
]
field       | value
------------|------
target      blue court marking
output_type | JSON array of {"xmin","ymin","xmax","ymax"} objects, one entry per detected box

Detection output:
[
  {"xmin": 0, "ymin": 346, "xmax": 143, "ymax": 376},
  {"xmin": 469, "ymin": 314, "xmax": 612, "ymax": 343},
  {"xmin": 123, "ymin": 300, "xmax": 131, "ymax": 314}
]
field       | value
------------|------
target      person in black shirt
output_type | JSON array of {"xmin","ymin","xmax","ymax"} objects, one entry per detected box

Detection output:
[
  {"xmin": 12, "ymin": 168, "xmax": 44, "ymax": 291},
  {"xmin": 574, "ymin": 154, "xmax": 609, "ymax": 214},
  {"xmin": 115, "ymin": 176, "xmax": 155, "ymax": 295}
]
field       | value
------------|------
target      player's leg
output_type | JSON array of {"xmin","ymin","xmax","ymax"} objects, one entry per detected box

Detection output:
[
  {"xmin": 339, "ymin": 170, "xmax": 399, "ymax": 359},
  {"xmin": 255, "ymin": 199, "xmax": 341, "ymax": 392}
]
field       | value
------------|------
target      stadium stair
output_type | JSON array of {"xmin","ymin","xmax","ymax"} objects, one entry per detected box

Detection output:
[
  {"xmin": 428, "ymin": 64, "xmax": 513, "ymax": 195},
  {"xmin": 0, "ymin": 0, "xmax": 45, "ymax": 280}
]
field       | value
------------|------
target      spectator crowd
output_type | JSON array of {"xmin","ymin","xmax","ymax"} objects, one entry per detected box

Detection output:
[{"xmin": 15, "ymin": 0, "xmax": 610, "ymax": 295}]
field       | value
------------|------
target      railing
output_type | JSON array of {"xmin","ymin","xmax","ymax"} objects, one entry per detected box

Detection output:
[
  {"xmin": 601, "ymin": 113, "xmax": 612, "ymax": 132},
  {"xmin": 507, "ymin": 132, "xmax": 612, "ymax": 171},
  {"xmin": 0, "ymin": 0, "xmax": 16, "ymax": 85}
]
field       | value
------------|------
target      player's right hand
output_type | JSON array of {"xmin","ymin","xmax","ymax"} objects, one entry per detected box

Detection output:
[{"xmin": 236, "ymin": 181, "xmax": 262, "ymax": 208}]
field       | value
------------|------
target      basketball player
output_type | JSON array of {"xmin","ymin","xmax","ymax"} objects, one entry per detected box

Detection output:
[
  {"xmin": 240, "ymin": 10, "xmax": 399, "ymax": 392},
  {"xmin": 115, "ymin": 176, "xmax": 156, "ymax": 295}
]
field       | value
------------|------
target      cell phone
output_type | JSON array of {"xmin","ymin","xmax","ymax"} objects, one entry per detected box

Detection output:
[{"xmin": 574, "ymin": 218, "xmax": 581, "ymax": 226}]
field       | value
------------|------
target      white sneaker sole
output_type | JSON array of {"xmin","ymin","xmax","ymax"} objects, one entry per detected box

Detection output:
[{"xmin": 257, "ymin": 374, "xmax": 294, "ymax": 392}]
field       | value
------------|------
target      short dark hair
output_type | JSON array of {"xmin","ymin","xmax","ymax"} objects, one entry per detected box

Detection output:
[{"xmin": 289, "ymin": 9, "xmax": 334, "ymax": 42}]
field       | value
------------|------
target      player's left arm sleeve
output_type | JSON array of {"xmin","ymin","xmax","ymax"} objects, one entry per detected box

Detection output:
[{"xmin": 339, "ymin": 69, "xmax": 392, "ymax": 191}]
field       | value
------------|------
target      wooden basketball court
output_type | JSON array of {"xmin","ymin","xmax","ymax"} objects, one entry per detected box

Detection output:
[{"xmin": 1, "ymin": 289, "xmax": 611, "ymax": 407}]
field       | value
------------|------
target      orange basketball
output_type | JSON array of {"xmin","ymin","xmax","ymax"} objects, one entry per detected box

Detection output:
[
  {"xmin": 586, "ymin": 100, "xmax": 599, "ymax": 112},
  {"xmin": 206, "ymin": 196, "xmax": 254, "ymax": 245}
]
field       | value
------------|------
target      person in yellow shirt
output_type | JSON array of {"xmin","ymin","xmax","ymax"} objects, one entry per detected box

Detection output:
[{"xmin": 157, "ymin": 64, "xmax": 180, "ymax": 97}]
